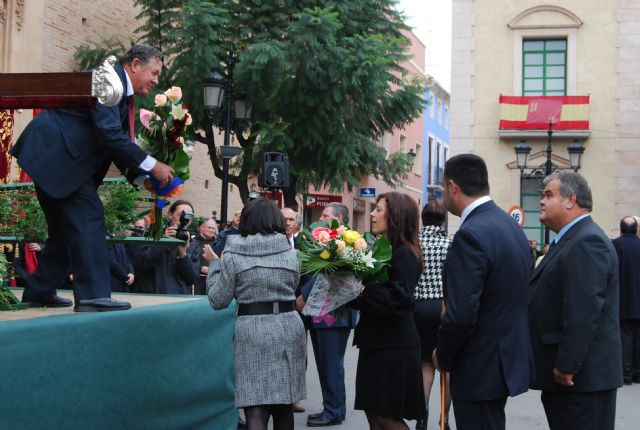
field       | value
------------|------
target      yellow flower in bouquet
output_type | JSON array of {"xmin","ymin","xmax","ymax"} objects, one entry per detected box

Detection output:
[{"xmin": 342, "ymin": 229, "xmax": 361, "ymax": 246}]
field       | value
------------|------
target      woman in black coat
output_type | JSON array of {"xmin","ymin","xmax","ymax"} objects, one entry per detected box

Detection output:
[{"xmin": 351, "ymin": 191, "xmax": 426, "ymax": 429}]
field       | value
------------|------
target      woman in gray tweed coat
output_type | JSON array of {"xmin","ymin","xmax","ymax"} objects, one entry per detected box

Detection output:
[{"xmin": 206, "ymin": 198, "xmax": 306, "ymax": 430}]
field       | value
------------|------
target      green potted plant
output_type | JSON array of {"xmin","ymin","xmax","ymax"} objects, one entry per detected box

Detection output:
[{"xmin": 0, "ymin": 250, "xmax": 28, "ymax": 311}]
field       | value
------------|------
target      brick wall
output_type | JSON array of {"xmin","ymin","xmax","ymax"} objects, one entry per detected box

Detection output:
[
  {"xmin": 41, "ymin": 0, "xmax": 139, "ymax": 72},
  {"xmin": 180, "ymin": 141, "xmax": 245, "ymax": 222}
]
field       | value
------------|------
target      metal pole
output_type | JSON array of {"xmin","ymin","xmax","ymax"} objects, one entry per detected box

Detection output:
[
  {"xmin": 221, "ymin": 94, "xmax": 232, "ymax": 224},
  {"xmin": 220, "ymin": 60, "xmax": 234, "ymax": 224},
  {"xmin": 544, "ymin": 120, "xmax": 553, "ymax": 245}
]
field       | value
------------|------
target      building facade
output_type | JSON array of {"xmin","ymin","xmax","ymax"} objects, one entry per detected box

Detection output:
[
  {"xmin": 450, "ymin": 0, "xmax": 638, "ymax": 240},
  {"xmin": 423, "ymin": 79, "xmax": 450, "ymax": 201},
  {"xmin": 1, "ymin": 0, "xmax": 244, "ymax": 221},
  {"xmin": 2, "ymin": 2, "xmax": 430, "ymax": 228}
]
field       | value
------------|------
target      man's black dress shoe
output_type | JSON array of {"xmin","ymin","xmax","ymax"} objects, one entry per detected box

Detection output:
[
  {"xmin": 74, "ymin": 298, "xmax": 131, "ymax": 312},
  {"xmin": 307, "ymin": 415, "xmax": 343, "ymax": 427},
  {"xmin": 307, "ymin": 411, "xmax": 324, "ymax": 420},
  {"xmin": 22, "ymin": 294, "xmax": 72, "ymax": 308}
]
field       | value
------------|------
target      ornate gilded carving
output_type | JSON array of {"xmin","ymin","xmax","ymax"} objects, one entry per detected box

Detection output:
[
  {"xmin": 15, "ymin": 0, "xmax": 24, "ymax": 31},
  {"xmin": 0, "ymin": 1, "xmax": 7, "ymax": 25},
  {"xmin": 91, "ymin": 56, "xmax": 124, "ymax": 107},
  {"xmin": 0, "ymin": 110, "xmax": 14, "ymax": 184}
]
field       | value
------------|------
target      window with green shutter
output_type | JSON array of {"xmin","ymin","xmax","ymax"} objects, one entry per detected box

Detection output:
[{"xmin": 522, "ymin": 39, "xmax": 567, "ymax": 96}]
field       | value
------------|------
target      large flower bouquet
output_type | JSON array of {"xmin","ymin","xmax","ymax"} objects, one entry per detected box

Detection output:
[
  {"xmin": 136, "ymin": 86, "xmax": 193, "ymax": 240},
  {"xmin": 297, "ymin": 219, "xmax": 392, "ymax": 324}
]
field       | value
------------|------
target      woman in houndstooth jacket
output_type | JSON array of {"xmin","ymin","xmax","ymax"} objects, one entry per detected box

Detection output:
[
  {"xmin": 207, "ymin": 198, "xmax": 306, "ymax": 430},
  {"xmin": 414, "ymin": 199, "xmax": 452, "ymax": 430}
]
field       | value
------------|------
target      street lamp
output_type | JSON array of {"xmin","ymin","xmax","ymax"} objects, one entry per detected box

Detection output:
[
  {"xmin": 514, "ymin": 140, "xmax": 531, "ymax": 174},
  {"xmin": 203, "ymin": 61, "xmax": 251, "ymax": 223},
  {"xmin": 567, "ymin": 140, "xmax": 585, "ymax": 172},
  {"xmin": 513, "ymin": 123, "xmax": 585, "ymax": 245}
]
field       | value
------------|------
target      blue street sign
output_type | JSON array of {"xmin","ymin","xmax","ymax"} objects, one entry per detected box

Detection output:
[{"xmin": 359, "ymin": 187, "xmax": 376, "ymax": 198}]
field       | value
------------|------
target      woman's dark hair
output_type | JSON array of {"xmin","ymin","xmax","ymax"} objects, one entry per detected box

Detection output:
[
  {"xmin": 168, "ymin": 199, "xmax": 194, "ymax": 214},
  {"xmin": 421, "ymin": 199, "xmax": 447, "ymax": 227},
  {"xmin": 377, "ymin": 192, "xmax": 422, "ymax": 265},
  {"xmin": 239, "ymin": 198, "xmax": 286, "ymax": 236}
]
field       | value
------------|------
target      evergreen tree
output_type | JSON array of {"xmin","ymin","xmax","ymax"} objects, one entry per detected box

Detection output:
[
  {"xmin": 133, "ymin": 0, "xmax": 185, "ymax": 89},
  {"xmin": 76, "ymin": 0, "xmax": 425, "ymax": 211}
]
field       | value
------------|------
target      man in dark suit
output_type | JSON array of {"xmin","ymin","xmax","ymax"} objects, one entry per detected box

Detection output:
[
  {"xmin": 613, "ymin": 216, "xmax": 640, "ymax": 384},
  {"xmin": 529, "ymin": 171, "xmax": 622, "ymax": 430},
  {"xmin": 435, "ymin": 154, "xmax": 531, "ymax": 430},
  {"xmin": 11, "ymin": 44, "xmax": 174, "ymax": 312},
  {"xmin": 297, "ymin": 203, "xmax": 357, "ymax": 427}
]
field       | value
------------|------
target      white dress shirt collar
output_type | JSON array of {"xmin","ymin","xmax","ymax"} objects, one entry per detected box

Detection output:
[
  {"xmin": 124, "ymin": 69, "xmax": 134, "ymax": 97},
  {"xmin": 460, "ymin": 195, "xmax": 492, "ymax": 224}
]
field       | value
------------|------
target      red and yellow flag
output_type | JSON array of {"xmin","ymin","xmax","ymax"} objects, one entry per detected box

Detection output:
[{"xmin": 499, "ymin": 95, "xmax": 589, "ymax": 130}]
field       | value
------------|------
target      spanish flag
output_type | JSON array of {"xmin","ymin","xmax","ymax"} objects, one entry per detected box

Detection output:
[{"xmin": 499, "ymin": 95, "xmax": 589, "ymax": 130}]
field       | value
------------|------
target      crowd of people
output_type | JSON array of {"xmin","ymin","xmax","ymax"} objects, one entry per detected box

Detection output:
[
  {"xmin": 203, "ymin": 153, "xmax": 627, "ymax": 430},
  {"xmin": 8, "ymin": 44, "xmax": 630, "ymax": 430}
]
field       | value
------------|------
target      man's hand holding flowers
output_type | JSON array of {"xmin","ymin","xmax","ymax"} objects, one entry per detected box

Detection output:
[{"xmin": 136, "ymin": 86, "xmax": 193, "ymax": 240}]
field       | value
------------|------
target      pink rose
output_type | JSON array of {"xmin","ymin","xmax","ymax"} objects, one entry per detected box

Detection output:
[
  {"xmin": 139, "ymin": 108, "xmax": 155, "ymax": 130},
  {"xmin": 354, "ymin": 238, "xmax": 367, "ymax": 250},
  {"xmin": 335, "ymin": 240, "xmax": 346, "ymax": 252},
  {"xmin": 336, "ymin": 226, "xmax": 346, "ymax": 235},
  {"xmin": 154, "ymin": 93, "xmax": 167, "ymax": 107},
  {"xmin": 312, "ymin": 227, "xmax": 332, "ymax": 243},
  {"xmin": 164, "ymin": 86, "xmax": 182, "ymax": 103},
  {"xmin": 185, "ymin": 112, "xmax": 192, "ymax": 125}
]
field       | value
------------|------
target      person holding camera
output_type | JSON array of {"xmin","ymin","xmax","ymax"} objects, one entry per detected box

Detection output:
[{"xmin": 131, "ymin": 200, "xmax": 199, "ymax": 294}]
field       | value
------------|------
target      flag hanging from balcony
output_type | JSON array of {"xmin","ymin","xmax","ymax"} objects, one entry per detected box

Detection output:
[{"xmin": 499, "ymin": 95, "xmax": 589, "ymax": 130}]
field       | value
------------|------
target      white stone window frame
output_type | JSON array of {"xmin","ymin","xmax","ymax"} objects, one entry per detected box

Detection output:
[{"xmin": 509, "ymin": 5, "xmax": 582, "ymax": 96}]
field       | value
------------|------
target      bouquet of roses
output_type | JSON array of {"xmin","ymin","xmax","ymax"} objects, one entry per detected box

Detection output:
[
  {"xmin": 297, "ymin": 219, "xmax": 392, "ymax": 323},
  {"xmin": 136, "ymin": 86, "xmax": 194, "ymax": 240}
]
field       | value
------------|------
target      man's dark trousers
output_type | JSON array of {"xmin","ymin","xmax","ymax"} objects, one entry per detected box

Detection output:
[
  {"xmin": 309, "ymin": 328, "xmax": 350, "ymax": 420},
  {"xmin": 28, "ymin": 181, "xmax": 110, "ymax": 301},
  {"xmin": 541, "ymin": 389, "xmax": 616, "ymax": 430},
  {"xmin": 453, "ymin": 398, "xmax": 507, "ymax": 430},
  {"xmin": 621, "ymin": 319, "xmax": 640, "ymax": 382}
]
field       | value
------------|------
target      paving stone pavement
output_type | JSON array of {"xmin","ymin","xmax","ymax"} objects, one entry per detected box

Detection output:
[{"xmin": 283, "ymin": 332, "xmax": 640, "ymax": 429}]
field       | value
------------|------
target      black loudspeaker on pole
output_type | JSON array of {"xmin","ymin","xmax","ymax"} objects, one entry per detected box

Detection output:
[{"xmin": 260, "ymin": 152, "xmax": 290, "ymax": 189}]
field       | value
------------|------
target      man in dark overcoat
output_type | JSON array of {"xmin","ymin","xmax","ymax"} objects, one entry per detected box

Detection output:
[
  {"xmin": 435, "ymin": 154, "xmax": 532, "ymax": 430},
  {"xmin": 612, "ymin": 216, "xmax": 640, "ymax": 384}
]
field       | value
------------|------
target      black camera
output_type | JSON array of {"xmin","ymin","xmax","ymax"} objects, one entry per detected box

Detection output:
[
  {"xmin": 175, "ymin": 210, "xmax": 194, "ymax": 242},
  {"xmin": 129, "ymin": 226, "xmax": 147, "ymax": 237}
]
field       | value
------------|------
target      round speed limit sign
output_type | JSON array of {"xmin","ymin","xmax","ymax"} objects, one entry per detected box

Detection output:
[{"xmin": 508, "ymin": 205, "xmax": 525, "ymax": 227}]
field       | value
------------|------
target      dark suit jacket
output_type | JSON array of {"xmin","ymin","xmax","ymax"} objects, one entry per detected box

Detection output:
[
  {"xmin": 351, "ymin": 245, "xmax": 420, "ymax": 349},
  {"xmin": 529, "ymin": 216, "xmax": 623, "ymax": 392},
  {"xmin": 436, "ymin": 200, "xmax": 532, "ymax": 401},
  {"xmin": 108, "ymin": 243, "xmax": 134, "ymax": 292},
  {"xmin": 612, "ymin": 234, "xmax": 640, "ymax": 319},
  {"xmin": 132, "ymin": 243, "xmax": 199, "ymax": 295},
  {"xmin": 10, "ymin": 64, "xmax": 147, "ymax": 198}
]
